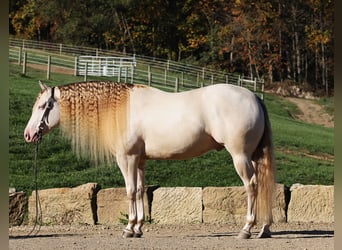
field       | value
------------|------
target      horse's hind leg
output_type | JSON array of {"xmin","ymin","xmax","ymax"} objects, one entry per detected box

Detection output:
[
  {"xmin": 231, "ymin": 154, "xmax": 257, "ymax": 239},
  {"xmin": 132, "ymin": 160, "xmax": 146, "ymax": 238}
]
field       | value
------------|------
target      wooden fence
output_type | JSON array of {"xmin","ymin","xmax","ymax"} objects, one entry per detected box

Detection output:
[{"xmin": 9, "ymin": 39, "xmax": 264, "ymax": 97}]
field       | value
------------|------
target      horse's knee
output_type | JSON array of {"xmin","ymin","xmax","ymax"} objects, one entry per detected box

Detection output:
[
  {"xmin": 126, "ymin": 186, "xmax": 137, "ymax": 200},
  {"xmin": 135, "ymin": 186, "xmax": 144, "ymax": 200}
]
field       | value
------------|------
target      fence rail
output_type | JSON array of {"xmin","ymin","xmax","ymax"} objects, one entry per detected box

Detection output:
[{"xmin": 9, "ymin": 38, "xmax": 264, "ymax": 97}]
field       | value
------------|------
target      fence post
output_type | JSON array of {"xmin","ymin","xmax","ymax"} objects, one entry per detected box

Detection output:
[
  {"xmin": 226, "ymin": 75, "xmax": 229, "ymax": 84},
  {"xmin": 59, "ymin": 44, "xmax": 62, "ymax": 55},
  {"xmin": 201, "ymin": 68, "xmax": 205, "ymax": 87},
  {"xmin": 47, "ymin": 55, "xmax": 51, "ymax": 80},
  {"xmin": 164, "ymin": 68, "xmax": 168, "ymax": 85},
  {"xmin": 211, "ymin": 74, "xmax": 214, "ymax": 85},
  {"xmin": 254, "ymin": 78, "xmax": 257, "ymax": 92},
  {"xmin": 118, "ymin": 67, "xmax": 121, "ymax": 82},
  {"xmin": 131, "ymin": 65, "xmax": 134, "ymax": 84},
  {"xmin": 181, "ymin": 72, "xmax": 184, "ymax": 86},
  {"xmin": 84, "ymin": 62, "xmax": 88, "ymax": 81},
  {"xmin": 124, "ymin": 66, "xmax": 128, "ymax": 83},
  {"xmin": 22, "ymin": 51, "xmax": 27, "ymax": 75},
  {"xmin": 148, "ymin": 65, "xmax": 151, "ymax": 86},
  {"xmin": 175, "ymin": 77, "xmax": 179, "ymax": 92},
  {"xmin": 18, "ymin": 47, "xmax": 22, "ymax": 65},
  {"xmin": 197, "ymin": 72, "xmax": 200, "ymax": 87},
  {"xmin": 74, "ymin": 57, "xmax": 78, "ymax": 76}
]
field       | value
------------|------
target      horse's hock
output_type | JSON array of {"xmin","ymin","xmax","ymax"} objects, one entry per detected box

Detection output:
[{"xmin": 14, "ymin": 183, "xmax": 333, "ymax": 226}]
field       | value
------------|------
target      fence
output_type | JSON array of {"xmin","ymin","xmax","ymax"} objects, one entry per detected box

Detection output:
[
  {"xmin": 77, "ymin": 56, "xmax": 136, "ymax": 83},
  {"xmin": 9, "ymin": 38, "xmax": 264, "ymax": 97}
]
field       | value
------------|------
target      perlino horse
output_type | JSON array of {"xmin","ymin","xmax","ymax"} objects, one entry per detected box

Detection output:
[{"xmin": 24, "ymin": 81, "xmax": 275, "ymax": 239}]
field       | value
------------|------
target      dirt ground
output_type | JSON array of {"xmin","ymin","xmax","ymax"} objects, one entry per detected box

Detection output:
[
  {"xmin": 286, "ymin": 97, "xmax": 334, "ymax": 128},
  {"xmin": 9, "ymin": 222, "xmax": 333, "ymax": 250}
]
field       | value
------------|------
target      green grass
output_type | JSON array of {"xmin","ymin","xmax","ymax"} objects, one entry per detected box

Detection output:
[
  {"xmin": 315, "ymin": 97, "xmax": 334, "ymax": 117},
  {"xmin": 9, "ymin": 63, "xmax": 334, "ymax": 196}
]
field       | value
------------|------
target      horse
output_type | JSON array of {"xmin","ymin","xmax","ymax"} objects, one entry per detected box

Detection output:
[{"xmin": 24, "ymin": 80, "xmax": 275, "ymax": 239}]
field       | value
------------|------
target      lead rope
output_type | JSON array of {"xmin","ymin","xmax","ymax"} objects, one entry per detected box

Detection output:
[
  {"xmin": 25, "ymin": 87, "xmax": 55, "ymax": 236},
  {"xmin": 27, "ymin": 133, "xmax": 43, "ymax": 236}
]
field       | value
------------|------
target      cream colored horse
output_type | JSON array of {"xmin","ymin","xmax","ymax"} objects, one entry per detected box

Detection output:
[{"xmin": 24, "ymin": 81, "xmax": 275, "ymax": 239}]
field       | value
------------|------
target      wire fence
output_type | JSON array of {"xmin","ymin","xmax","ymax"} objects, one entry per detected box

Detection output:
[{"xmin": 9, "ymin": 38, "xmax": 264, "ymax": 97}]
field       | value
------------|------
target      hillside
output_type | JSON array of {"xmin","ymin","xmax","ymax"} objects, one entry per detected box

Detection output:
[{"xmin": 286, "ymin": 97, "xmax": 334, "ymax": 128}]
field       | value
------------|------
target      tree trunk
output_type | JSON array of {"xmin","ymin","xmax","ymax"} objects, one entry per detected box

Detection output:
[
  {"xmin": 321, "ymin": 41, "xmax": 327, "ymax": 96},
  {"xmin": 295, "ymin": 31, "xmax": 301, "ymax": 83},
  {"xmin": 315, "ymin": 47, "xmax": 319, "ymax": 90},
  {"xmin": 230, "ymin": 36, "xmax": 234, "ymax": 67}
]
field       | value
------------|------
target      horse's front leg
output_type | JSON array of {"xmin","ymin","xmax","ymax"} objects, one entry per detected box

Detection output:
[{"xmin": 117, "ymin": 154, "xmax": 140, "ymax": 238}]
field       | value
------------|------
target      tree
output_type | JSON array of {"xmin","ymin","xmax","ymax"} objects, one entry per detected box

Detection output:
[
  {"xmin": 305, "ymin": 0, "xmax": 334, "ymax": 95},
  {"xmin": 9, "ymin": 0, "xmax": 334, "ymax": 94}
]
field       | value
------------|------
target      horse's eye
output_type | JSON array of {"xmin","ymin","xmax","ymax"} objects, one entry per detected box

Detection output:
[{"xmin": 38, "ymin": 102, "xmax": 46, "ymax": 110}]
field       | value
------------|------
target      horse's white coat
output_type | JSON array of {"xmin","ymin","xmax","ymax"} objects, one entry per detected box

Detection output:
[
  {"xmin": 125, "ymin": 84, "xmax": 263, "ymax": 160},
  {"xmin": 24, "ymin": 82, "xmax": 274, "ymax": 239}
]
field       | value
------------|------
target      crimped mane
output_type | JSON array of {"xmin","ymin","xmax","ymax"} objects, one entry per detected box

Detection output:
[{"xmin": 58, "ymin": 81, "xmax": 134, "ymax": 164}]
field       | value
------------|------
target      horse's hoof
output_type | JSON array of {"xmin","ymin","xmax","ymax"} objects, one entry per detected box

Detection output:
[
  {"xmin": 133, "ymin": 232, "xmax": 143, "ymax": 238},
  {"xmin": 122, "ymin": 229, "xmax": 134, "ymax": 238},
  {"xmin": 237, "ymin": 230, "xmax": 251, "ymax": 239},
  {"xmin": 257, "ymin": 228, "xmax": 272, "ymax": 238}
]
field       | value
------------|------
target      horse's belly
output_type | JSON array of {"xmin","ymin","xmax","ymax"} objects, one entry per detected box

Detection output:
[{"xmin": 143, "ymin": 133, "xmax": 223, "ymax": 160}]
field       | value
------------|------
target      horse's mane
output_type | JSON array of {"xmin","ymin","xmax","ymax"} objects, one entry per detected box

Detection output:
[{"xmin": 58, "ymin": 81, "xmax": 134, "ymax": 164}]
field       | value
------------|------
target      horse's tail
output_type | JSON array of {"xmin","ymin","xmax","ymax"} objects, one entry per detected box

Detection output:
[{"xmin": 253, "ymin": 97, "xmax": 276, "ymax": 225}]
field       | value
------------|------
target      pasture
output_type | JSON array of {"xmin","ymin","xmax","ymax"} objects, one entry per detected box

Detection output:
[{"xmin": 9, "ymin": 64, "xmax": 334, "ymax": 195}]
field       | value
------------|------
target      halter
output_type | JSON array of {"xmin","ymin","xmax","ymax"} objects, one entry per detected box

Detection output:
[{"xmin": 37, "ymin": 87, "xmax": 55, "ymax": 143}]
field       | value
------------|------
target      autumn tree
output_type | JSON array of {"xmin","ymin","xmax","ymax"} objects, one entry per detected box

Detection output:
[{"xmin": 305, "ymin": 0, "xmax": 334, "ymax": 95}]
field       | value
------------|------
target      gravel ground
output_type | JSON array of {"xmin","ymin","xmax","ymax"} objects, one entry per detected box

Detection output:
[{"xmin": 9, "ymin": 222, "xmax": 334, "ymax": 250}]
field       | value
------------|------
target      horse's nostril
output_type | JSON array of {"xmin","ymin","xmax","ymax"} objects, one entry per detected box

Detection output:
[{"xmin": 24, "ymin": 132, "xmax": 31, "ymax": 141}]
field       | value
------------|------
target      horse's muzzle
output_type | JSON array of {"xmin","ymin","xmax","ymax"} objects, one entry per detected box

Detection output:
[{"xmin": 24, "ymin": 129, "xmax": 40, "ymax": 143}]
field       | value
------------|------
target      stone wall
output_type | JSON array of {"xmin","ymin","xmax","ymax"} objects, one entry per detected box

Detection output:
[
  {"xmin": 28, "ymin": 183, "xmax": 100, "ymax": 225},
  {"xmin": 9, "ymin": 183, "xmax": 333, "ymax": 226},
  {"xmin": 202, "ymin": 184, "xmax": 287, "ymax": 224},
  {"xmin": 287, "ymin": 184, "xmax": 334, "ymax": 223},
  {"xmin": 152, "ymin": 187, "xmax": 203, "ymax": 224},
  {"xmin": 9, "ymin": 189, "xmax": 27, "ymax": 226}
]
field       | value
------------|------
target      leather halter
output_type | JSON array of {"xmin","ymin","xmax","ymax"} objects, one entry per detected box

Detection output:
[{"xmin": 37, "ymin": 87, "xmax": 55, "ymax": 143}]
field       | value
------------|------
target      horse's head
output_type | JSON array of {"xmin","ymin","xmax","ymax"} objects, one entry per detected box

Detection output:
[{"xmin": 24, "ymin": 81, "xmax": 60, "ymax": 143}]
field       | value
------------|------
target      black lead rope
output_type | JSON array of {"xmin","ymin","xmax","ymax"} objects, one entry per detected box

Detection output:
[
  {"xmin": 27, "ymin": 140, "xmax": 43, "ymax": 236},
  {"xmin": 27, "ymin": 87, "xmax": 55, "ymax": 236}
]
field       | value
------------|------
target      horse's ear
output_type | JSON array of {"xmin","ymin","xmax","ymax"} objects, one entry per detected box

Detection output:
[{"xmin": 39, "ymin": 80, "xmax": 48, "ymax": 91}]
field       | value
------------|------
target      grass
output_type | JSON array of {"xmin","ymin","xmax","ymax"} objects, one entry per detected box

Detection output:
[
  {"xmin": 315, "ymin": 97, "xmax": 334, "ymax": 117},
  {"xmin": 9, "ymin": 63, "xmax": 334, "ymax": 196}
]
